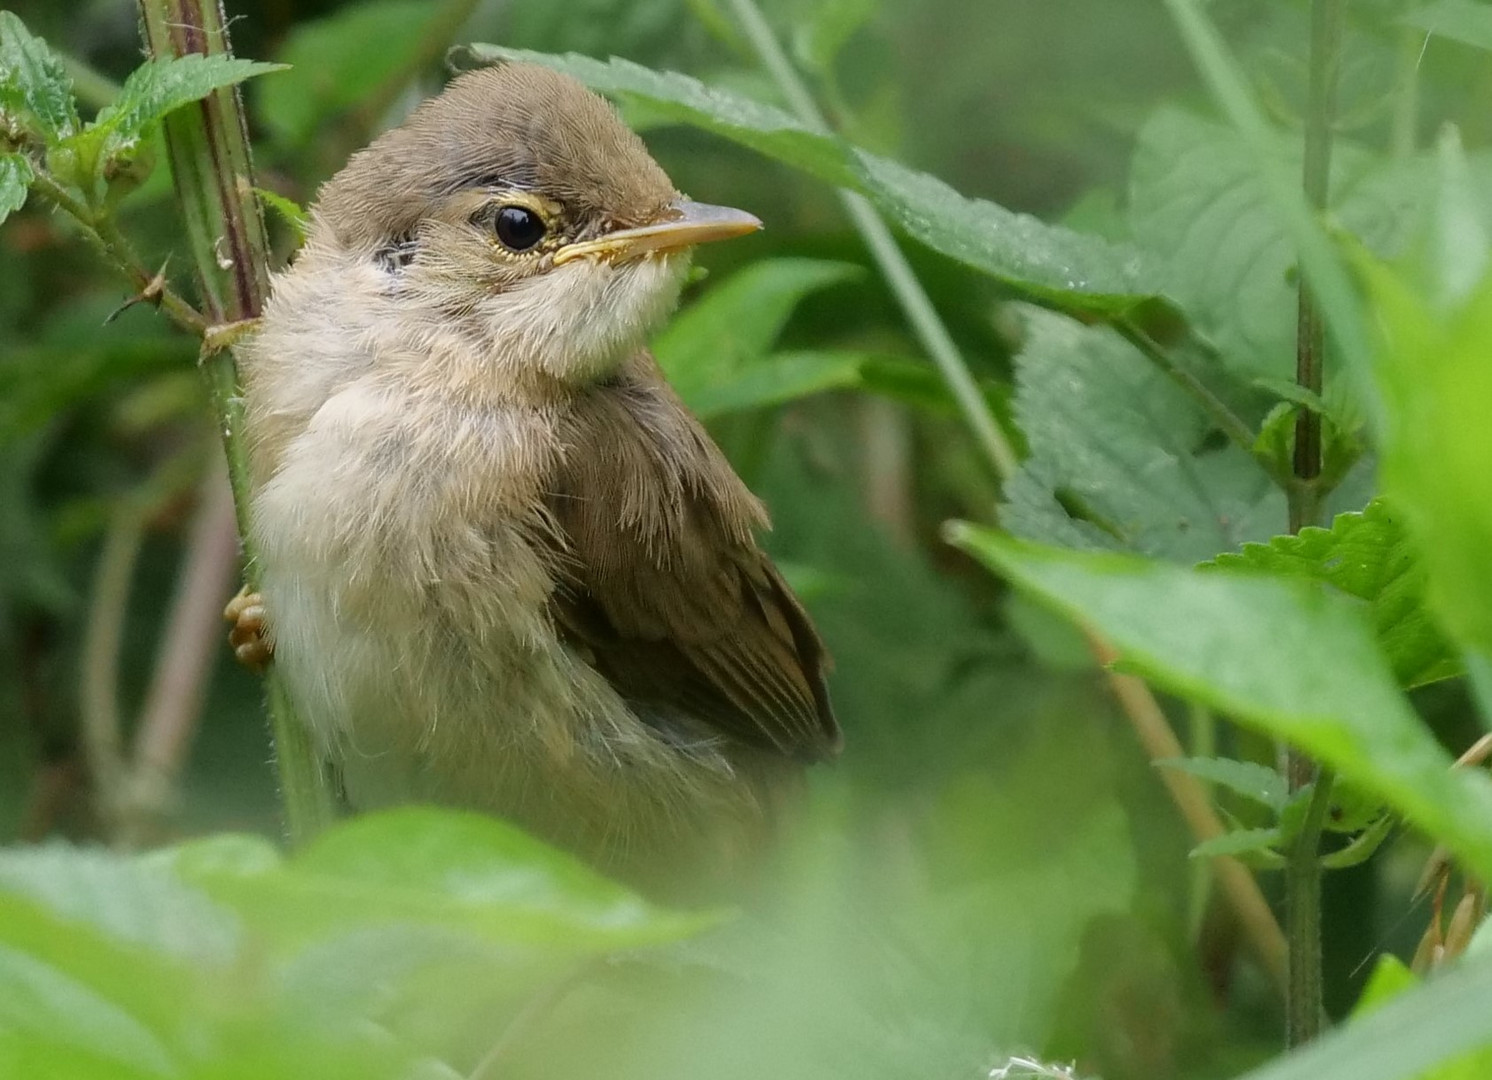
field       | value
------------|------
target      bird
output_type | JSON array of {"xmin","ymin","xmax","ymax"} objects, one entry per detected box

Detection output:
[{"xmin": 229, "ymin": 63, "xmax": 841, "ymax": 895}]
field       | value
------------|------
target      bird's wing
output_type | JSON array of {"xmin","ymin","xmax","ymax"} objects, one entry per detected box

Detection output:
[{"xmin": 544, "ymin": 351, "xmax": 840, "ymax": 762}]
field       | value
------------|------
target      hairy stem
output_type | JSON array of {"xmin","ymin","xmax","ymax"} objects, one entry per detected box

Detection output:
[
  {"xmin": 1284, "ymin": 0, "xmax": 1345, "ymax": 1048},
  {"xmin": 723, "ymin": 0, "xmax": 1020, "ymax": 482},
  {"xmin": 135, "ymin": 0, "xmax": 335, "ymax": 843}
]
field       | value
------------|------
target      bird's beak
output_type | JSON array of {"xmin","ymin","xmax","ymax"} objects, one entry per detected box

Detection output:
[{"xmin": 552, "ymin": 200, "xmax": 762, "ymax": 266}]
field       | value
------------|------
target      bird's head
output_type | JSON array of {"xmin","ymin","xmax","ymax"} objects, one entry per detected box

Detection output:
[{"xmin": 308, "ymin": 63, "xmax": 760, "ymax": 384}]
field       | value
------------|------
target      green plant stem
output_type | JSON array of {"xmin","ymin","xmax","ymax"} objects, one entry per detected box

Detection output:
[
  {"xmin": 722, "ymin": 0, "xmax": 1019, "ymax": 482},
  {"xmin": 136, "ymin": 0, "xmax": 336, "ymax": 844},
  {"xmin": 1114, "ymin": 319, "xmax": 1261, "ymax": 461},
  {"xmin": 1286, "ymin": 770, "xmax": 1335, "ymax": 1046},
  {"xmin": 1282, "ymin": 0, "xmax": 1345, "ymax": 1050},
  {"xmin": 28, "ymin": 171, "xmax": 206, "ymax": 334}
]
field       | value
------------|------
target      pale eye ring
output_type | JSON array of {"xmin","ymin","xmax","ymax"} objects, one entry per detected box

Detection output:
[{"xmin": 493, "ymin": 205, "xmax": 546, "ymax": 252}]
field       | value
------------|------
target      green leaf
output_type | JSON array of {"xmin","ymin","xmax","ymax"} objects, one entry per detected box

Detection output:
[
  {"xmin": 0, "ymin": 12, "xmax": 78, "ymax": 141},
  {"xmin": 1204, "ymin": 500, "xmax": 1461, "ymax": 688},
  {"xmin": 1320, "ymin": 813, "xmax": 1395, "ymax": 870},
  {"xmin": 1157, "ymin": 756, "xmax": 1288, "ymax": 810},
  {"xmin": 1188, "ymin": 827, "xmax": 1285, "ymax": 866},
  {"xmin": 1128, "ymin": 107, "xmax": 1465, "ymax": 379},
  {"xmin": 947, "ymin": 530, "xmax": 1492, "ymax": 881},
  {"xmin": 92, "ymin": 55, "xmax": 287, "ymax": 147},
  {"xmin": 0, "ymin": 151, "xmax": 33, "ymax": 225},
  {"xmin": 457, "ymin": 45, "xmax": 1163, "ymax": 312},
  {"xmin": 254, "ymin": 185, "xmax": 308, "ymax": 244},
  {"xmin": 0, "ymin": 893, "xmax": 194, "ymax": 1075},
  {"xmin": 654, "ymin": 257, "xmax": 861, "ymax": 394},
  {"xmin": 176, "ymin": 808, "xmax": 720, "ymax": 951},
  {"xmin": 1234, "ymin": 951, "xmax": 1492, "ymax": 1080},
  {"xmin": 792, "ymin": 0, "xmax": 878, "ymax": 73},
  {"xmin": 1000, "ymin": 306, "xmax": 1281, "ymax": 562},
  {"xmin": 1362, "ymin": 262, "xmax": 1492, "ymax": 664},
  {"xmin": 259, "ymin": 0, "xmax": 466, "ymax": 146},
  {"xmin": 1403, "ymin": 1, "xmax": 1492, "ymax": 53},
  {"xmin": 684, "ymin": 350, "xmax": 868, "ymax": 418}
]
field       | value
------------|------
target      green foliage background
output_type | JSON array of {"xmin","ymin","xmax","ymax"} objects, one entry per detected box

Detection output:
[{"xmin": 5, "ymin": 0, "xmax": 1492, "ymax": 1078}]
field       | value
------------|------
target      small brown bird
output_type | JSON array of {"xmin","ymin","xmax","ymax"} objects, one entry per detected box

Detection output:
[{"xmin": 232, "ymin": 64, "xmax": 840, "ymax": 892}]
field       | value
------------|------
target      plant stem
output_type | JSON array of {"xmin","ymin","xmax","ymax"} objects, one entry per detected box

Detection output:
[
  {"xmin": 1289, "ymin": 0, "xmax": 1342, "ymax": 536},
  {"xmin": 1286, "ymin": 770, "xmax": 1335, "ymax": 1045},
  {"xmin": 1114, "ymin": 319, "xmax": 1261, "ymax": 461},
  {"xmin": 1283, "ymin": 0, "xmax": 1345, "ymax": 1048},
  {"xmin": 135, "ymin": 0, "xmax": 335, "ymax": 843},
  {"xmin": 79, "ymin": 507, "xmax": 144, "ymax": 834},
  {"xmin": 723, "ymin": 0, "xmax": 1020, "ymax": 482},
  {"xmin": 27, "ymin": 171, "xmax": 206, "ymax": 334}
]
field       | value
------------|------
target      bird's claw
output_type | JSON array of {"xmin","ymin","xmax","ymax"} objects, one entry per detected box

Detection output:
[{"xmin": 225, "ymin": 586, "xmax": 273, "ymax": 671}]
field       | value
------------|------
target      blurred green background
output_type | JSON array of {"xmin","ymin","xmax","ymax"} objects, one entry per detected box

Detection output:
[{"xmin": 2, "ymin": 1, "xmax": 1488, "ymax": 1077}]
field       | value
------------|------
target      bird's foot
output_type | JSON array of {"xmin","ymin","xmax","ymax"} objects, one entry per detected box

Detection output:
[{"xmin": 224, "ymin": 586, "xmax": 273, "ymax": 671}]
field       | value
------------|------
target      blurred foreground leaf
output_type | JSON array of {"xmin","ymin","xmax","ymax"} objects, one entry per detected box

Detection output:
[
  {"xmin": 170, "ymin": 807, "xmax": 720, "ymax": 951},
  {"xmin": 948, "ymin": 530, "xmax": 1492, "ymax": 881}
]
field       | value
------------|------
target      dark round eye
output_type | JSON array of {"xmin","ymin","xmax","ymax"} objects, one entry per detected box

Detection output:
[{"xmin": 494, "ymin": 205, "xmax": 546, "ymax": 251}]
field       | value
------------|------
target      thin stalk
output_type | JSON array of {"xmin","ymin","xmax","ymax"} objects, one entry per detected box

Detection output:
[
  {"xmin": 79, "ymin": 508, "xmax": 145, "ymax": 833},
  {"xmin": 1114, "ymin": 319, "xmax": 1260, "ymax": 460},
  {"xmin": 1286, "ymin": 770, "xmax": 1335, "ymax": 1046},
  {"xmin": 123, "ymin": 468, "xmax": 240, "ymax": 846},
  {"xmin": 135, "ymin": 0, "xmax": 335, "ymax": 843},
  {"xmin": 1284, "ymin": 0, "xmax": 1346, "ymax": 1048},
  {"xmin": 723, "ymin": 0, "xmax": 1019, "ymax": 482}
]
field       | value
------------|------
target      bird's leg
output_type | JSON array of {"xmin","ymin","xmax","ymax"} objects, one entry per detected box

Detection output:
[{"xmin": 224, "ymin": 586, "xmax": 273, "ymax": 670}]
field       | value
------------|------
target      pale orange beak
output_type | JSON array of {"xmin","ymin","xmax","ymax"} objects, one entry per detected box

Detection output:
[{"xmin": 552, "ymin": 200, "xmax": 762, "ymax": 265}]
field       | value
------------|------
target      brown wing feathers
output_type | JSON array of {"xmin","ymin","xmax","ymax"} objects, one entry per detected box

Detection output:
[{"xmin": 546, "ymin": 353, "xmax": 840, "ymax": 762}]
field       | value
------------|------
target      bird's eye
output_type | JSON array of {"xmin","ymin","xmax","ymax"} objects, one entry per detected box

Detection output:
[{"xmin": 493, "ymin": 205, "xmax": 546, "ymax": 252}]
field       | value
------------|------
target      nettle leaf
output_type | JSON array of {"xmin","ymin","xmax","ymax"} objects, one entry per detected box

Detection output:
[
  {"xmin": 1157, "ymin": 756, "xmax": 1288, "ymax": 811},
  {"xmin": 258, "ymin": 0, "xmax": 440, "ymax": 147},
  {"xmin": 1128, "ymin": 107, "xmax": 1484, "ymax": 380},
  {"xmin": 1204, "ymin": 500, "xmax": 1459, "ymax": 688},
  {"xmin": 0, "ymin": 151, "xmax": 33, "ymax": 225},
  {"xmin": 1403, "ymin": 1, "xmax": 1492, "ymax": 53},
  {"xmin": 1189, "ymin": 827, "xmax": 1285, "ymax": 866},
  {"xmin": 92, "ymin": 55, "xmax": 287, "ymax": 148},
  {"xmin": 999, "ymin": 306, "xmax": 1282, "ymax": 563},
  {"xmin": 947, "ymin": 530, "xmax": 1492, "ymax": 882},
  {"xmin": 174, "ymin": 807, "xmax": 719, "ymax": 952},
  {"xmin": 0, "ymin": 12, "xmax": 78, "ymax": 142},
  {"xmin": 458, "ymin": 45, "xmax": 1163, "ymax": 312}
]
